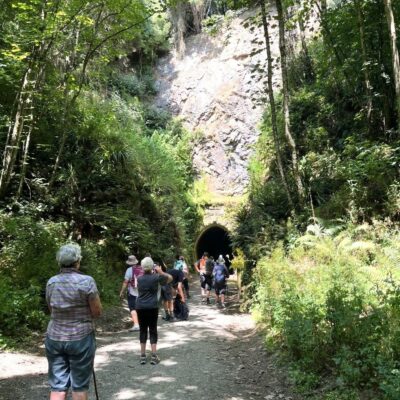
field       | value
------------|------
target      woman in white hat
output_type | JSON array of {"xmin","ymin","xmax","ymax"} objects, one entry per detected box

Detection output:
[{"xmin": 119, "ymin": 255, "xmax": 142, "ymax": 332}]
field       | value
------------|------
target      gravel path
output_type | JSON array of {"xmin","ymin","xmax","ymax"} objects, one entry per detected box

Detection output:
[{"xmin": 0, "ymin": 281, "xmax": 300, "ymax": 400}]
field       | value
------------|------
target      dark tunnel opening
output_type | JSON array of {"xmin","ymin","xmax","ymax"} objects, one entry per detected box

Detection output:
[{"xmin": 195, "ymin": 225, "xmax": 233, "ymax": 261}]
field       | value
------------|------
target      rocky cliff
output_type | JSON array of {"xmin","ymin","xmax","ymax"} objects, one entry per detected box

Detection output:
[{"xmin": 155, "ymin": 9, "xmax": 280, "ymax": 198}]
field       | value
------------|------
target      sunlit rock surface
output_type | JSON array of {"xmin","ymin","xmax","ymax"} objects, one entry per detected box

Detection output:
[{"xmin": 155, "ymin": 8, "xmax": 280, "ymax": 197}]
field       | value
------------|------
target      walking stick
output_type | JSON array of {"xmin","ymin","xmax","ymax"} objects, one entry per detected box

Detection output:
[
  {"xmin": 92, "ymin": 327, "xmax": 100, "ymax": 400},
  {"xmin": 93, "ymin": 369, "xmax": 100, "ymax": 400}
]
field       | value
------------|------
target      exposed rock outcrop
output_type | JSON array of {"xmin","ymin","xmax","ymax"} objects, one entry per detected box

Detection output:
[{"xmin": 155, "ymin": 8, "xmax": 280, "ymax": 197}]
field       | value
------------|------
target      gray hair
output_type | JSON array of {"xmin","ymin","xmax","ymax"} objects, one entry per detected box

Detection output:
[
  {"xmin": 56, "ymin": 244, "xmax": 82, "ymax": 267},
  {"xmin": 141, "ymin": 256, "xmax": 154, "ymax": 273}
]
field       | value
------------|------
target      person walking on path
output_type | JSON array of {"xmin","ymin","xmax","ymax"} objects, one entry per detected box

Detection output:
[
  {"xmin": 45, "ymin": 244, "xmax": 102, "ymax": 400},
  {"xmin": 160, "ymin": 264, "xmax": 174, "ymax": 321},
  {"xmin": 195, "ymin": 252, "xmax": 213, "ymax": 304},
  {"xmin": 213, "ymin": 255, "xmax": 230, "ymax": 308},
  {"xmin": 174, "ymin": 255, "xmax": 190, "ymax": 298},
  {"xmin": 166, "ymin": 267, "xmax": 186, "ymax": 303},
  {"xmin": 119, "ymin": 255, "xmax": 143, "ymax": 332},
  {"xmin": 136, "ymin": 257, "xmax": 172, "ymax": 365}
]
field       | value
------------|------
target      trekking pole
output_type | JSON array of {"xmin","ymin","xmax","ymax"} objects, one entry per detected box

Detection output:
[
  {"xmin": 92, "ymin": 326, "xmax": 100, "ymax": 400},
  {"xmin": 93, "ymin": 369, "xmax": 100, "ymax": 400}
]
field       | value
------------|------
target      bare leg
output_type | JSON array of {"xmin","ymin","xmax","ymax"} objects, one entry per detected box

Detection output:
[
  {"xmin": 151, "ymin": 343, "xmax": 157, "ymax": 353},
  {"xmin": 50, "ymin": 392, "xmax": 67, "ymax": 400},
  {"xmin": 221, "ymin": 294, "xmax": 225, "ymax": 303},
  {"xmin": 131, "ymin": 310, "xmax": 139, "ymax": 326},
  {"xmin": 140, "ymin": 342, "xmax": 146, "ymax": 355},
  {"xmin": 72, "ymin": 392, "xmax": 88, "ymax": 400},
  {"xmin": 168, "ymin": 300, "xmax": 173, "ymax": 315}
]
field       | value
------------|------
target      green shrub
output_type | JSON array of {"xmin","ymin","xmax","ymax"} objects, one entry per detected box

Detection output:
[
  {"xmin": 0, "ymin": 277, "xmax": 47, "ymax": 337},
  {"xmin": 253, "ymin": 223, "xmax": 400, "ymax": 398}
]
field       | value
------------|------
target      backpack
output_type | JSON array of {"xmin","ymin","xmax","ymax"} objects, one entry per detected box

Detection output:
[
  {"xmin": 214, "ymin": 265, "xmax": 227, "ymax": 284},
  {"xmin": 205, "ymin": 259, "xmax": 214, "ymax": 276},
  {"xmin": 174, "ymin": 259, "xmax": 184, "ymax": 271},
  {"xmin": 129, "ymin": 265, "xmax": 144, "ymax": 289},
  {"xmin": 174, "ymin": 296, "xmax": 189, "ymax": 320}
]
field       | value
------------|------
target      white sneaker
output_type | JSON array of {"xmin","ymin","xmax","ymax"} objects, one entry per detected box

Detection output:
[{"xmin": 128, "ymin": 326, "xmax": 140, "ymax": 332}]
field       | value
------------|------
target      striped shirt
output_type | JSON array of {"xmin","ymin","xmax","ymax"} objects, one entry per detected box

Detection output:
[{"xmin": 46, "ymin": 268, "xmax": 98, "ymax": 341}]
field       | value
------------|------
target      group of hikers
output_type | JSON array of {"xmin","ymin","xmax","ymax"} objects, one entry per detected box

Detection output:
[{"xmin": 44, "ymin": 244, "xmax": 232, "ymax": 399}]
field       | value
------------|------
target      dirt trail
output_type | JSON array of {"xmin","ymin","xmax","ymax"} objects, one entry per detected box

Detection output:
[{"xmin": 0, "ymin": 281, "xmax": 300, "ymax": 400}]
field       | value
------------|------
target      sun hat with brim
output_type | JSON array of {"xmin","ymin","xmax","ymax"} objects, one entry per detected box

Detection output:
[
  {"xmin": 126, "ymin": 255, "xmax": 139, "ymax": 265},
  {"xmin": 217, "ymin": 255, "xmax": 225, "ymax": 264},
  {"xmin": 57, "ymin": 244, "xmax": 82, "ymax": 267}
]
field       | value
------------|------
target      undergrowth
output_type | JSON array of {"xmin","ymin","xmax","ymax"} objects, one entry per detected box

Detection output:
[{"xmin": 252, "ymin": 221, "xmax": 400, "ymax": 399}]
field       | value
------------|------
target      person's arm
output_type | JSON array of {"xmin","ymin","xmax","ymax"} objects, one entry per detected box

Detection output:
[
  {"xmin": 177, "ymin": 282, "xmax": 185, "ymax": 302},
  {"xmin": 194, "ymin": 260, "xmax": 200, "ymax": 273},
  {"xmin": 46, "ymin": 285, "xmax": 52, "ymax": 313},
  {"xmin": 119, "ymin": 280, "xmax": 128, "ymax": 299},
  {"xmin": 89, "ymin": 293, "xmax": 102, "ymax": 318},
  {"xmin": 154, "ymin": 265, "xmax": 173, "ymax": 283}
]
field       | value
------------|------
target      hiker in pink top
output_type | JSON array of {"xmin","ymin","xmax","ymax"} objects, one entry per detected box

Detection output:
[{"xmin": 119, "ymin": 255, "xmax": 143, "ymax": 332}]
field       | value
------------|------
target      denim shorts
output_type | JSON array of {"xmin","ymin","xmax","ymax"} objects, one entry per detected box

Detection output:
[{"xmin": 45, "ymin": 333, "xmax": 96, "ymax": 392}]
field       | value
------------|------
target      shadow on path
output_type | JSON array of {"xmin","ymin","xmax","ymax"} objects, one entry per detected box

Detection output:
[{"xmin": 0, "ymin": 279, "xmax": 300, "ymax": 400}]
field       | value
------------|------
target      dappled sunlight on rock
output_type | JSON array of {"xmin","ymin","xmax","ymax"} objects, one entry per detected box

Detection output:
[
  {"xmin": 148, "ymin": 376, "xmax": 175, "ymax": 383},
  {"xmin": 159, "ymin": 358, "xmax": 178, "ymax": 366},
  {"xmin": 116, "ymin": 388, "xmax": 146, "ymax": 399},
  {"xmin": 184, "ymin": 385, "xmax": 198, "ymax": 391}
]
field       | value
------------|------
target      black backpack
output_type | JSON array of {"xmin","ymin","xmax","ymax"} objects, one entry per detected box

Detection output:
[
  {"xmin": 205, "ymin": 259, "xmax": 214, "ymax": 276},
  {"xmin": 174, "ymin": 296, "xmax": 189, "ymax": 320}
]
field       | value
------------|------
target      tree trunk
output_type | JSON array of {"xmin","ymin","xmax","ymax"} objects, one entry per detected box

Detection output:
[
  {"xmin": 275, "ymin": 0, "xmax": 305, "ymax": 203},
  {"xmin": 48, "ymin": 25, "xmax": 81, "ymax": 190},
  {"xmin": 355, "ymin": 0, "xmax": 373, "ymax": 123},
  {"xmin": 16, "ymin": 124, "xmax": 33, "ymax": 200},
  {"xmin": 0, "ymin": 65, "xmax": 34, "ymax": 198},
  {"xmin": 0, "ymin": 2, "xmax": 52, "ymax": 199},
  {"xmin": 260, "ymin": 0, "xmax": 294, "ymax": 210},
  {"xmin": 383, "ymin": 0, "xmax": 400, "ymax": 129},
  {"xmin": 297, "ymin": 7, "xmax": 314, "ymax": 82}
]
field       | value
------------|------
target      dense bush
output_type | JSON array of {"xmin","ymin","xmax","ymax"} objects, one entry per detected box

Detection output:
[
  {"xmin": 0, "ymin": 4, "xmax": 202, "ymax": 343},
  {"xmin": 252, "ymin": 222, "xmax": 400, "ymax": 398}
]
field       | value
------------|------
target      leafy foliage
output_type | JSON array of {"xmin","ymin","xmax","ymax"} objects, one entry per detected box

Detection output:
[
  {"xmin": 232, "ymin": 0, "xmax": 400, "ymax": 397},
  {"xmin": 252, "ymin": 223, "xmax": 400, "ymax": 398},
  {"xmin": 0, "ymin": 0, "xmax": 202, "ymax": 344}
]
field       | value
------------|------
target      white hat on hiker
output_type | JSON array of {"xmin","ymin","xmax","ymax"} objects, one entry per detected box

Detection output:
[
  {"xmin": 126, "ymin": 255, "xmax": 139, "ymax": 265},
  {"xmin": 57, "ymin": 244, "xmax": 82, "ymax": 267},
  {"xmin": 217, "ymin": 255, "xmax": 225, "ymax": 264}
]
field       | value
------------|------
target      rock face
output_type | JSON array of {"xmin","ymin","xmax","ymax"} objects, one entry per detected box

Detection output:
[{"xmin": 155, "ymin": 8, "xmax": 280, "ymax": 197}]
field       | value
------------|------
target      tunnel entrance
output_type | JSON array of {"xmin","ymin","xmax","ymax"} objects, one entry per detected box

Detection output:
[{"xmin": 195, "ymin": 224, "xmax": 233, "ymax": 261}]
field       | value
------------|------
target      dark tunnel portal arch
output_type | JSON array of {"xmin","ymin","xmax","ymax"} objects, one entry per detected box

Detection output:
[{"xmin": 195, "ymin": 225, "xmax": 233, "ymax": 261}]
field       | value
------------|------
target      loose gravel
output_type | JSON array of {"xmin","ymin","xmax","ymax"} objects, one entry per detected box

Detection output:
[{"xmin": 0, "ymin": 280, "xmax": 301, "ymax": 400}]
